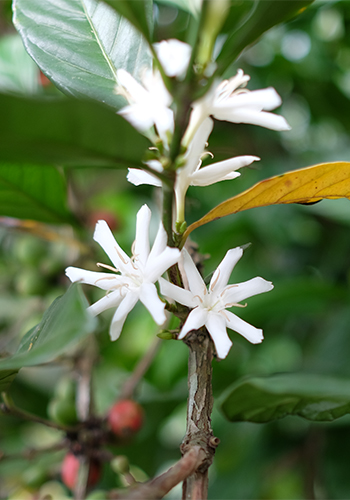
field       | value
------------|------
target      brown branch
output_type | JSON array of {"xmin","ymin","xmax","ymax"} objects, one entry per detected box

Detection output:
[
  {"xmin": 181, "ymin": 329, "xmax": 219, "ymax": 500},
  {"xmin": 110, "ymin": 446, "xmax": 203, "ymax": 500}
]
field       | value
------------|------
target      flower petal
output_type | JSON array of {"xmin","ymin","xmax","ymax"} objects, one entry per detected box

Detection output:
[
  {"xmin": 214, "ymin": 108, "xmax": 291, "ymax": 131},
  {"xmin": 223, "ymin": 277, "xmax": 274, "ymax": 305},
  {"xmin": 206, "ymin": 312, "xmax": 232, "ymax": 359},
  {"xmin": 182, "ymin": 249, "xmax": 207, "ymax": 296},
  {"xmin": 134, "ymin": 205, "xmax": 151, "ymax": 266},
  {"xmin": 139, "ymin": 282, "xmax": 166, "ymax": 325},
  {"xmin": 154, "ymin": 39, "xmax": 192, "ymax": 78},
  {"xmin": 225, "ymin": 310, "xmax": 264, "ymax": 344},
  {"xmin": 221, "ymin": 87, "xmax": 282, "ymax": 111},
  {"xmin": 148, "ymin": 222, "xmax": 167, "ymax": 262},
  {"xmin": 65, "ymin": 267, "xmax": 123, "ymax": 291},
  {"xmin": 109, "ymin": 291, "xmax": 139, "ymax": 341},
  {"xmin": 146, "ymin": 246, "xmax": 180, "ymax": 283},
  {"xmin": 191, "ymin": 155, "xmax": 259, "ymax": 186},
  {"xmin": 88, "ymin": 290, "xmax": 123, "ymax": 316},
  {"xmin": 127, "ymin": 169, "xmax": 162, "ymax": 187},
  {"xmin": 178, "ymin": 307, "xmax": 208, "ymax": 339},
  {"xmin": 116, "ymin": 68, "xmax": 149, "ymax": 104},
  {"xmin": 209, "ymin": 247, "xmax": 243, "ymax": 293},
  {"xmin": 93, "ymin": 220, "xmax": 130, "ymax": 273},
  {"xmin": 159, "ymin": 277, "xmax": 194, "ymax": 307}
]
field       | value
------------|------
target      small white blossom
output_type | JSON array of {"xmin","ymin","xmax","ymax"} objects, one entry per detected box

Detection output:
[
  {"xmin": 66, "ymin": 205, "xmax": 180, "ymax": 341},
  {"xmin": 159, "ymin": 248, "xmax": 273, "ymax": 359},
  {"xmin": 184, "ymin": 69, "xmax": 291, "ymax": 145},
  {"xmin": 154, "ymin": 39, "xmax": 192, "ymax": 78},
  {"xmin": 127, "ymin": 117, "xmax": 259, "ymax": 222}
]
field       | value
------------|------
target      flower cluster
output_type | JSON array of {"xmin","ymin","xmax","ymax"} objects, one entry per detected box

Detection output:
[{"xmin": 116, "ymin": 39, "xmax": 290, "ymax": 223}]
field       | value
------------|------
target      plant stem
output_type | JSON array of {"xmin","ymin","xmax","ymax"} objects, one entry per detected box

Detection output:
[{"xmin": 181, "ymin": 330, "xmax": 219, "ymax": 500}]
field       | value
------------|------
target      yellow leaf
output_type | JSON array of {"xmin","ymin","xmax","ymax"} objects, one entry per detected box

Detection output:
[{"xmin": 182, "ymin": 161, "xmax": 350, "ymax": 243}]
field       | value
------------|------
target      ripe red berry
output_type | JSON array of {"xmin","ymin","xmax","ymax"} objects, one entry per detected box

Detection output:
[
  {"xmin": 108, "ymin": 400, "xmax": 144, "ymax": 439},
  {"xmin": 61, "ymin": 453, "xmax": 101, "ymax": 490}
]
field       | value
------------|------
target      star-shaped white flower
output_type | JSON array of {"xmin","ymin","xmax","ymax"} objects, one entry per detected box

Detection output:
[
  {"xmin": 154, "ymin": 39, "xmax": 192, "ymax": 78},
  {"xmin": 65, "ymin": 205, "xmax": 180, "ymax": 341},
  {"xmin": 127, "ymin": 117, "xmax": 259, "ymax": 223},
  {"xmin": 159, "ymin": 248, "xmax": 273, "ymax": 359},
  {"xmin": 183, "ymin": 69, "xmax": 291, "ymax": 145}
]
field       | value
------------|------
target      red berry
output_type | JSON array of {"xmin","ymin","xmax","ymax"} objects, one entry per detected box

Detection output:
[
  {"xmin": 108, "ymin": 400, "xmax": 144, "ymax": 439},
  {"xmin": 61, "ymin": 453, "xmax": 101, "ymax": 490},
  {"xmin": 88, "ymin": 211, "xmax": 119, "ymax": 231}
]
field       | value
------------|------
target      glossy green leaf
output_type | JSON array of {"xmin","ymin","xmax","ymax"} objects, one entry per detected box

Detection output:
[
  {"xmin": 1, "ymin": 93, "xmax": 150, "ymax": 167},
  {"xmin": 216, "ymin": 0, "xmax": 314, "ymax": 73},
  {"xmin": 183, "ymin": 162, "xmax": 350, "ymax": 241},
  {"xmin": 13, "ymin": 0, "xmax": 152, "ymax": 109},
  {"xmin": 0, "ymin": 284, "xmax": 97, "ymax": 373},
  {"xmin": 220, "ymin": 373, "xmax": 350, "ymax": 423},
  {"xmin": 0, "ymin": 370, "xmax": 18, "ymax": 393},
  {"xmin": 103, "ymin": 0, "xmax": 153, "ymax": 42},
  {"xmin": 0, "ymin": 163, "xmax": 75, "ymax": 224}
]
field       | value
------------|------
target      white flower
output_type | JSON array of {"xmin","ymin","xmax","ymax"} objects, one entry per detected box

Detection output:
[
  {"xmin": 127, "ymin": 117, "xmax": 260, "ymax": 223},
  {"xmin": 184, "ymin": 69, "xmax": 291, "ymax": 145},
  {"xmin": 116, "ymin": 68, "xmax": 174, "ymax": 145},
  {"xmin": 159, "ymin": 248, "xmax": 273, "ymax": 359},
  {"xmin": 154, "ymin": 39, "xmax": 192, "ymax": 78},
  {"xmin": 65, "ymin": 205, "xmax": 180, "ymax": 341}
]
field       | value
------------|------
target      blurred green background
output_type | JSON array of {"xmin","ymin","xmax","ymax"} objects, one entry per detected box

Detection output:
[{"xmin": 1, "ymin": 0, "xmax": 350, "ymax": 498}]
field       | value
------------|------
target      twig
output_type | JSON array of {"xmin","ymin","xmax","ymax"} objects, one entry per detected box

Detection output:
[
  {"xmin": 181, "ymin": 330, "xmax": 219, "ymax": 500},
  {"xmin": 110, "ymin": 446, "xmax": 203, "ymax": 500},
  {"xmin": 0, "ymin": 440, "xmax": 67, "ymax": 461},
  {"xmin": 119, "ymin": 337, "xmax": 161, "ymax": 401}
]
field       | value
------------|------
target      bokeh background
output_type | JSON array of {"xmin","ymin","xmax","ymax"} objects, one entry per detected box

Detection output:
[{"xmin": 1, "ymin": 1, "xmax": 350, "ymax": 498}]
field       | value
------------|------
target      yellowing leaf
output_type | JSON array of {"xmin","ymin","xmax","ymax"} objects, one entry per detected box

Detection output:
[{"xmin": 183, "ymin": 162, "xmax": 350, "ymax": 241}]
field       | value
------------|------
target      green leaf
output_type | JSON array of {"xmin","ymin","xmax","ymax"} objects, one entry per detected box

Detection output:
[
  {"xmin": 0, "ymin": 284, "xmax": 97, "ymax": 373},
  {"xmin": 220, "ymin": 373, "xmax": 350, "ymax": 423},
  {"xmin": 0, "ymin": 370, "xmax": 19, "ymax": 393},
  {"xmin": 103, "ymin": 0, "xmax": 153, "ymax": 42},
  {"xmin": 13, "ymin": 0, "xmax": 152, "ymax": 109},
  {"xmin": 1, "ymin": 93, "xmax": 150, "ymax": 168},
  {"xmin": 216, "ymin": 0, "xmax": 314, "ymax": 74},
  {"xmin": 0, "ymin": 163, "xmax": 75, "ymax": 224},
  {"xmin": 183, "ymin": 162, "xmax": 350, "ymax": 242}
]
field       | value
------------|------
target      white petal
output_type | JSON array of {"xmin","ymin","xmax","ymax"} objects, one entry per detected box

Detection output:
[
  {"xmin": 116, "ymin": 69, "xmax": 148, "ymax": 104},
  {"xmin": 225, "ymin": 310, "xmax": 264, "ymax": 344},
  {"xmin": 146, "ymin": 246, "xmax": 180, "ymax": 283},
  {"xmin": 209, "ymin": 247, "xmax": 243, "ymax": 293},
  {"xmin": 118, "ymin": 104, "xmax": 155, "ymax": 132},
  {"xmin": 139, "ymin": 282, "xmax": 166, "ymax": 325},
  {"xmin": 191, "ymin": 155, "xmax": 259, "ymax": 186},
  {"xmin": 148, "ymin": 222, "xmax": 167, "ymax": 261},
  {"xmin": 93, "ymin": 220, "xmax": 130, "ymax": 273},
  {"xmin": 154, "ymin": 39, "xmax": 192, "ymax": 78},
  {"xmin": 206, "ymin": 312, "xmax": 232, "ymax": 359},
  {"xmin": 159, "ymin": 277, "xmax": 194, "ymax": 307},
  {"xmin": 183, "ymin": 117, "xmax": 214, "ymax": 176},
  {"xmin": 223, "ymin": 277, "xmax": 274, "ymax": 305},
  {"xmin": 65, "ymin": 267, "xmax": 123, "ymax": 291},
  {"xmin": 109, "ymin": 292, "xmax": 139, "ymax": 341},
  {"xmin": 127, "ymin": 169, "xmax": 162, "ymax": 187},
  {"xmin": 134, "ymin": 205, "xmax": 151, "ymax": 266},
  {"xmin": 178, "ymin": 307, "xmax": 208, "ymax": 339},
  {"xmin": 182, "ymin": 249, "xmax": 206, "ymax": 296},
  {"xmin": 214, "ymin": 108, "xmax": 291, "ymax": 131},
  {"xmin": 88, "ymin": 290, "xmax": 123, "ymax": 316},
  {"xmin": 221, "ymin": 87, "xmax": 282, "ymax": 111}
]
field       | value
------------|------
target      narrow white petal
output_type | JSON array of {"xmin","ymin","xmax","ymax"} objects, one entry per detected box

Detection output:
[
  {"xmin": 223, "ymin": 277, "xmax": 274, "ymax": 305},
  {"xmin": 178, "ymin": 307, "xmax": 208, "ymax": 339},
  {"xmin": 134, "ymin": 205, "xmax": 151, "ymax": 266},
  {"xmin": 93, "ymin": 220, "xmax": 129, "ymax": 273},
  {"xmin": 116, "ymin": 69, "xmax": 148, "ymax": 104},
  {"xmin": 88, "ymin": 290, "xmax": 123, "ymax": 316},
  {"xmin": 222, "ymin": 87, "xmax": 282, "ymax": 111},
  {"xmin": 191, "ymin": 155, "xmax": 259, "ymax": 186},
  {"xmin": 109, "ymin": 292, "xmax": 139, "ymax": 341},
  {"xmin": 159, "ymin": 277, "xmax": 194, "ymax": 307},
  {"xmin": 65, "ymin": 267, "xmax": 123, "ymax": 291},
  {"xmin": 214, "ymin": 108, "xmax": 291, "ymax": 131},
  {"xmin": 183, "ymin": 117, "xmax": 214, "ymax": 176},
  {"xmin": 127, "ymin": 169, "xmax": 162, "ymax": 187},
  {"xmin": 210, "ymin": 247, "xmax": 243, "ymax": 293},
  {"xmin": 182, "ymin": 249, "xmax": 206, "ymax": 296},
  {"xmin": 225, "ymin": 310, "xmax": 264, "ymax": 344},
  {"xmin": 146, "ymin": 246, "xmax": 181, "ymax": 283},
  {"xmin": 139, "ymin": 282, "xmax": 166, "ymax": 325},
  {"xmin": 206, "ymin": 312, "xmax": 232, "ymax": 359},
  {"xmin": 118, "ymin": 104, "xmax": 155, "ymax": 132},
  {"xmin": 148, "ymin": 223, "xmax": 167, "ymax": 264}
]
